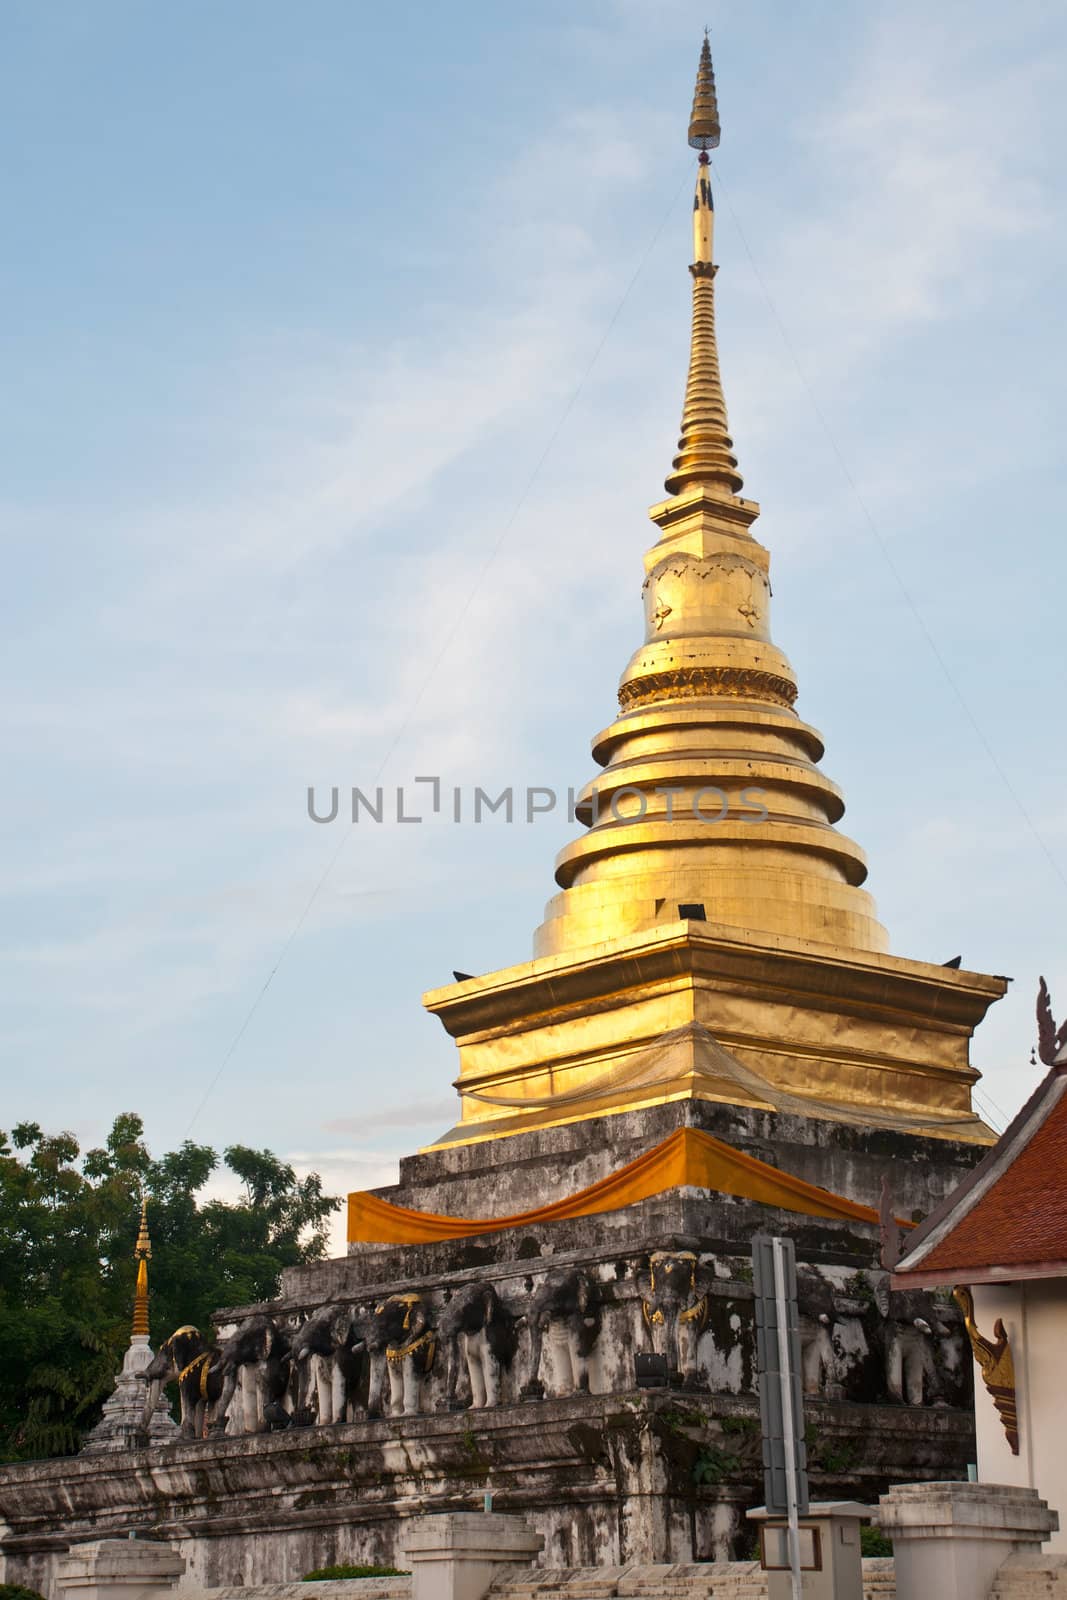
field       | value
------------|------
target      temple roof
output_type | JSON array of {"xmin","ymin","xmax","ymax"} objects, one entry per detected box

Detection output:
[{"xmin": 893, "ymin": 1056, "xmax": 1067, "ymax": 1286}]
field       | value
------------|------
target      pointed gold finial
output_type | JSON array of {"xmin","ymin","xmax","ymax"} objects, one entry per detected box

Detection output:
[
  {"xmin": 131, "ymin": 1197, "xmax": 151, "ymax": 1339},
  {"xmin": 134, "ymin": 1196, "xmax": 151, "ymax": 1260},
  {"xmin": 665, "ymin": 33, "xmax": 742, "ymax": 498},
  {"xmin": 688, "ymin": 31, "xmax": 721, "ymax": 151}
]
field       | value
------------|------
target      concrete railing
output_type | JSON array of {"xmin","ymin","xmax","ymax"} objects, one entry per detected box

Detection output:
[
  {"xmin": 879, "ymin": 1482, "xmax": 1060, "ymax": 1600},
  {"xmin": 48, "ymin": 1505, "xmax": 1065, "ymax": 1600}
]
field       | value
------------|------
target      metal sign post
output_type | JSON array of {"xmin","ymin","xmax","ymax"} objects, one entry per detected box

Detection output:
[
  {"xmin": 753, "ymin": 1233, "xmax": 809, "ymax": 1600},
  {"xmin": 772, "ymin": 1237, "xmax": 803, "ymax": 1599}
]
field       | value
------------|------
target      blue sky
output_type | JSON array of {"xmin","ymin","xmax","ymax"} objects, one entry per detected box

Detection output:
[{"xmin": 2, "ymin": 1, "xmax": 1065, "ymax": 1242}]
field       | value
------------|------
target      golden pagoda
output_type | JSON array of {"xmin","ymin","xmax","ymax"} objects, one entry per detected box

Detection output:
[
  {"xmin": 82, "ymin": 1197, "xmax": 178, "ymax": 1452},
  {"xmin": 424, "ymin": 36, "xmax": 1005, "ymax": 1150},
  {"xmin": 132, "ymin": 1196, "xmax": 151, "ymax": 1339}
]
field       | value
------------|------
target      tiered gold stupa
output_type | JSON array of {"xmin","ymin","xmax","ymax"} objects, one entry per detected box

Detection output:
[{"xmin": 424, "ymin": 36, "xmax": 1005, "ymax": 1149}]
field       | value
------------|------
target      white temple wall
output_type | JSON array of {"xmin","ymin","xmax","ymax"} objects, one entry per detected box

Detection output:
[{"xmin": 974, "ymin": 1278, "xmax": 1067, "ymax": 1552}]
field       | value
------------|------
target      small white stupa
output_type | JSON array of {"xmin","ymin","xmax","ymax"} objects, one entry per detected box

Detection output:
[{"xmin": 82, "ymin": 1198, "xmax": 178, "ymax": 1452}]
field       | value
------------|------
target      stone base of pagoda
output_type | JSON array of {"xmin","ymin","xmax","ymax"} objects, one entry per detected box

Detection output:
[{"xmin": 0, "ymin": 1391, "xmax": 974, "ymax": 1598}]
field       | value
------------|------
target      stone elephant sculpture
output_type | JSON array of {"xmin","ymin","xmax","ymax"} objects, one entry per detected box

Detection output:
[
  {"xmin": 437, "ymin": 1282, "xmax": 518, "ymax": 1409},
  {"xmin": 289, "ymin": 1303, "xmax": 365, "ymax": 1425},
  {"xmin": 877, "ymin": 1288, "xmax": 968, "ymax": 1409},
  {"xmin": 142, "ymin": 1325, "xmax": 223, "ymax": 1439},
  {"xmin": 874, "ymin": 1281, "xmax": 938, "ymax": 1406},
  {"xmin": 214, "ymin": 1313, "xmax": 293, "ymax": 1434},
  {"xmin": 521, "ymin": 1270, "xmax": 602, "ymax": 1399},
  {"xmin": 797, "ymin": 1269, "xmax": 839, "ymax": 1397},
  {"xmin": 366, "ymin": 1293, "xmax": 435, "ymax": 1417},
  {"xmin": 639, "ymin": 1250, "xmax": 709, "ymax": 1386},
  {"xmin": 932, "ymin": 1293, "xmax": 970, "ymax": 1408}
]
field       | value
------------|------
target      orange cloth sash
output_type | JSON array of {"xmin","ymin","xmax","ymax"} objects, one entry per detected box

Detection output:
[{"xmin": 347, "ymin": 1125, "xmax": 892, "ymax": 1244}]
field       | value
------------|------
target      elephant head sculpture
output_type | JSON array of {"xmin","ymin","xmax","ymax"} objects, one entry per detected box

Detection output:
[
  {"xmin": 437, "ymin": 1282, "xmax": 517, "ymax": 1409},
  {"xmin": 796, "ymin": 1269, "xmax": 839, "ymax": 1397},
  {"xmin": 932, "ymin": 1293, "xmax": 970, "ymax": 1408},
  {"xmin": 639, "ymin": 1251, "xmax": 709, "ymax": 1386},
  {"xmin": 873, "ymin": 1280, "xmax": 939, "ymax": 1406},
  {"xmin": 522, "ymin": 1270, "xmax": 602, "ymax": 1399},
  {"xmin": 143, "ymin": 1324, "xmax": 222, "ymax": 1440},
  {"xmin": 366, "ymin": 1293, "xmax": 435, "ymax": 1417},
  {"xmin": 289, "ymin": 1303, "xmax": 365, "ymax": 1425},
  {"xmin": 142, "ymin": 1325, "xmax": 222, "ymax": 1439},
  {"xmin": 213, "ymin": 1314, "xmax": 292, "ymax": 1434}
]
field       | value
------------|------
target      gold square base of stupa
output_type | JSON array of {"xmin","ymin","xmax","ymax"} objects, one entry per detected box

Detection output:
[{"xmin": 422, "ymin": 920, "xmax": 1007, "ymax": 1150}]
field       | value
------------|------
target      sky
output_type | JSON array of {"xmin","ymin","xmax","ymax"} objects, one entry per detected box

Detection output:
[{"xmin": 2, "ymin": 1, "xmax": 1066, "ymax": 1253}]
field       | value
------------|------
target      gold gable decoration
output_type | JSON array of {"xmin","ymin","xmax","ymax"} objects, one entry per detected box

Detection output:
[{"xmin": 954, "ymin": 1286, "xmax": 1020, "ymax": 1455}]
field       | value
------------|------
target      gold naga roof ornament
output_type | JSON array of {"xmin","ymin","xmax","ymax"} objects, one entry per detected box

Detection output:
[{"xmin": 953, "ymin": 1286, "xmax": 1019, "ymax": 1455}]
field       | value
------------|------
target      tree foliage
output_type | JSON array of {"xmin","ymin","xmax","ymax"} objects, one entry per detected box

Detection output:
[{"xmin": 0, "ymin": 1113, "xmax": 339, "ymax": 1461}]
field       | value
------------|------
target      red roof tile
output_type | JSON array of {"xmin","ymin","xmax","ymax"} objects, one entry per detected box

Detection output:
[{"xmin": 913, "ymin": 1078, "xmax": 1067, "ymax": 1276}]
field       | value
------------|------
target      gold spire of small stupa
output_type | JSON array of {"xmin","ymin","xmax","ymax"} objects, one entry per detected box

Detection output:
[{"xmin": 131, "ymin": 1197, "xmax": 151, "ymax": 1340}]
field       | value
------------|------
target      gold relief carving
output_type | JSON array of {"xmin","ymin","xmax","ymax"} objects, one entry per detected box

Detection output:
[
  {"xmin": 954, "ymin": 1286, "xmax": 1019, "ymax": 1455},
  {"xmin": 386, "ymin": 1329, "xmax": 437, "ymax": 1366},
  {"xmin": 619, "ymin": 666, "xmax": 797, "ymax": 711},
  {"xmin": 737, "ymin": 602, "xmax": 760, "ymax": 627},
  {"xmin": 678, "ymin": 1292, "xmax": 710, "ymax": 1332},
  {"xmin": 174, "ymin": 1350, "xmax": 216, "ymax": 1399},
  {"xmin": 652, "ymin": 602, "xmax": 673, "ymax": 631},
  {"xmin": 649, "ymin": 553, "xmax": 767, "ymax": 583},
  {"xmin": 375, "ymin": 1290, "xmax": 422, "ymax": 1320}
]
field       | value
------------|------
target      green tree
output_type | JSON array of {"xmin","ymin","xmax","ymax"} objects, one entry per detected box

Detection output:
[{"xmin": 0, "ymin": 1114, "xmax": 339, "ymax": 1461}]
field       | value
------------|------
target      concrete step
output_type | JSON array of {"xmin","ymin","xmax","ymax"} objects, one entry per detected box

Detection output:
[
  {"xmin": 491, "ymin": 1570, "xmax": 766, "ymax": 1600},
  {"xmin": 991, "ymin": 1556, "xmax": 1067, "ymax": 1598},
  {"xmin": 493, "ymin": 1558, "xmax": 899, "ymax": 1600}
]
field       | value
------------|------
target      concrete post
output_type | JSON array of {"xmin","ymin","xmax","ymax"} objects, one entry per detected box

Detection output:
[
  {"xmin": 878, "ymin": 1481, "xmax": 1060, "ymax": 1600},
  {"xmin": 57, "ymin": 1539, "xmax": 185, "ymax": 1600},
  {"xmin": 747, "ymin": 1501, "xmax": 870, "ymax": 1600},
  {"xmin": 402, "ymin": 1514, "xmax": 544, "ymax": 1600}
]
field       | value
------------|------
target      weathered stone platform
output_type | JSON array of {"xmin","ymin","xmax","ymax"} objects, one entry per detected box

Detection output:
[
  {"xmin": 358, "ymin": 1098, "xmax": 981, "ymax": 1247},
  {"xmin": 0, "ymin": 1100, "xmax": 982, "ymax": 1595},
  {"xmin": 0, "ymin": 1387, "xmax": 972, "ymax": 1593}
]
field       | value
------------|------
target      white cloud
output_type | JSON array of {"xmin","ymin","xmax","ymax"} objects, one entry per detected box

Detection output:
[{"xmin": 324, "ymin": 1098, "xmax": 458, "ymax": 1135}]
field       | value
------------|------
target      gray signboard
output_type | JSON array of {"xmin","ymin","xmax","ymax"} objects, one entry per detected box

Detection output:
[{"xmin": 752, "ymin": 1232, "xmax": 809, "ymax": 1519}]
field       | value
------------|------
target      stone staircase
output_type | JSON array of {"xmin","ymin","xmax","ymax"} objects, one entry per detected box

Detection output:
[
  {"xmin": 991, "ymin": 1553, "xmax": 1067, "ymax": 1597},
  {"xmin": 492, "ymin": 1568, "xmax": 765, "ymax": 1600},
  {"xmin": 187, "ymin": 1549, "xmax": 1067, "ymax": 1600},
  {"xmin": 491, "ymin": 1559, "xmax": 897, "ymax": 1599},
  {"xmin": 209, "ymin": 1582, "xmax": 410, "ymax": 1600}
]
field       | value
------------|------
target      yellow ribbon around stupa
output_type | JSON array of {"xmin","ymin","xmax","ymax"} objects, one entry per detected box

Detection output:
[{"xmin": 347, "ymin": 1125, "xmax": 902, "ymax": 1244}]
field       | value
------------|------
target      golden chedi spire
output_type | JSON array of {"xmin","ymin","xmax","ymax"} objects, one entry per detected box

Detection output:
[
  {"xmin": 668, "ymin": 35, "xmax": 741, "ymax": 498},
  {"xmin": 425, "ymin": 34, "xmax": 1006, "ymax": 1154},
  {"xmin": 132, "ymin": 1197, "xmax": 151, "ymax": 1340},
  {"xmin": 533, "ymin": 35, "xmax": 887, "ymax": 961}
]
